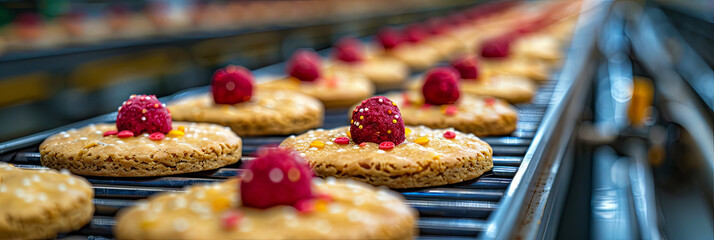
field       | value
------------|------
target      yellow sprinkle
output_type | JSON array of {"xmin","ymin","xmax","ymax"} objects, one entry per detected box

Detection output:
[
  {"xmin": 211, "ymin": 198, "xmax": 230, "ymax": 211},
  {"xmin": 168, "ymin": 130, "xmax": 185, "ymax": 137},
  {"xmin": 405, "ymin": 128, "xmax": 412, "ymax": 135},
  {"xmin": 139, "ymin": 220, "xmax": 157, "ymax": 230},
  {"xmin": 387, "ymin": 130, "xmax": 392, "ymax": 134},
  {"xmin": 359, "ymin": 125, "xmax": 363, "ymax": 129},
  {"xmin": 346, "ymin": 131, "xmax": 351, "ymax": 138},
  {"xmin": 392, "ymin": 119, "xmax": 397, "ymax": 123},
  {"xmin": 315, "ymin": 200, "xmax": 328, "ymax": 212},
  {"xmin": 178, "ymin": 126, "xmax": 186, "ymax": 132},
  {"xmin": 359, "ymin": 116, "xmax": 364, "ymax": 120},
  {"xmin": 351, "ymin": 119, "xmax": 354, "ymax": 124},
  {"xmin": 141, "ymin": 109, "xmax": 147, "ymax": 114},
  {"xmin": 310, "ymin": 140, "xmax": 325, "ymax": 148},
  {"xmin": 392, "ymin": 102, "xmax": 397, "ymax": 106},
  {"xmin": 414, "ymin": 137, "xmax": 430, "ymax": 145}
]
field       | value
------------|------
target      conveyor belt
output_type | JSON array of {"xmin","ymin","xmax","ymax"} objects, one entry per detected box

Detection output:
[{"xmin": 1, "ymin": 77, "xmax": 556, "ymax": 238}]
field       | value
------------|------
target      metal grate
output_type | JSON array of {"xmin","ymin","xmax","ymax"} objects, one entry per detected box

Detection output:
[{"xmin": 1, "ymin": 77, "xmax": 557, "ymax": 239}]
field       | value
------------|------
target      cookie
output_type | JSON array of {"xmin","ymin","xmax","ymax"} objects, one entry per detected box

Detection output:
[
  {"xmin": 280, "ymin": 126, "xmax": 493, "ymax": 188},
  {"xmin": 512, "ymin": 33, "xmax": 563, "ymax": 62},
  {"xmin": 115, "ymin": 149, "xmax": 416, "ymax": 240},
  {"xmin": 281, "ymin": 96, "xmax": 493, "ymax": 188},
  {"xmin": 386, "ymin": 92, "xmax": 518, "ymax": 136},
  {"xmin": 259, "ymin": 71, "xmax": 374, "ymax": 108},
  {"xmin": 0, "ymin": 163, "xmax": 94, "ymax": 239},
  {"xmin": 481, "ymin": 58, "xmax": 551, "ymax": 82},
  {"xmin": 328, "ymin": 57, "xmax": 408, "ymax": 91},
  {"xmin": 40, "ymin": 122, "xmax": 242, "ymax": 177},
  {"xmin": 374, "ymin": 26, "xmax": 442, "ymax": 70},
  {"xmin": 169, "ymin": 91, "xmax": 323, "ymax": 136}
]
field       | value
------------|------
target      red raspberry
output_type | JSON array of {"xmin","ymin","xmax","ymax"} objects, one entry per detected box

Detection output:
[
  {"xmin": 116, "ymin": 95, "xmax": 172, "ymax": 135},
  {"xmin": 451, "ymin": 56, "xmax": 479, "ymax": 80},
  {"xmin": 404, "ymin": 24, "xmax": 430, "ymax": 43},
  {"xmin": 422, "ymin": 67, "xmax": 461, "ymax": 105},
  {"xmin": 240, "ymin": 148, "xmax": 315, "ymax": 209},
  {"xmin": 425, "ymin": 18, "xmax": 452, "ymax": 35},
  {"xmin": 350, "ymin": 96, "xmax": 405, "ymax": 145},
  {"xmin": 480, "ymin": 34, "xmax": 514, "ymax": 59},
  {"xmin": 333, "ymin": 37, "xmax": 364, "ymax": 63},
  {"xmin": 286, "ymin": 49, "xmax": 322, "ymax": 82},
  {"xmin": 211, "ymin": 65, "xmax": 254, "ymax": 104},
  {"xmin": 376, "ymin": 27, "xmax": 405, "ymax": 50}
]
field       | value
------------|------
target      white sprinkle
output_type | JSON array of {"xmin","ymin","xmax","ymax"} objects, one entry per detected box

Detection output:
[
  {"xmin": 162, "ymin": 103, "xmax": 166, "ymax": 108},
  {"xmin": 22, "ymin": 178, "xmax": 31, "ymax": 186},
  {"xmin": 79, "ymin": 137, "xmax": 88, "ymax": 140},
  {"xmin": 326, "ymin": 177, "xmax": 337, "ymax": 185},
  {"xmin": 15, "ymin": 188, "xmax": 25, "ymax": 198},
  {"xmin": 336, "ymin": 149, "xmax": 345, "ymax": 152},
  {"xmin": 24, "ymin": 194, "xmax": 34, "ymax": 203},
  {"xmin": 299, "ymin": 153, "xmax": 307, "ymax": 157},
  {"xmin": 289, "ymin": 135, "xmax": 296, "ymax": 138},
  {"xmin": 377, "ymin": 150, "xmax": 386, "ymax": 154},
  {"xmin": 95, "ymin": 130, "xmax": 102, "ymax": 134},
  {"xmin": 348, "ymin": 209, "xmax": 361, "ymax": 222},
  {"xmin": 62, "ymin": 134, "xmax": 70, "ymax": 138},
  {"xmin": 308, "ymin": 147, "xmax": 318, "ymax": 151},
  {"xmin": 395, "ymin": 115, "xmax": 399, "ymax": 119},
  {"xmin": 141, "ymin": 117, "xmax": 146, "ymax": 121},
  {"xmin": 32, "ymin": 174, "xmax": 41, "ymax": 182},
  {"xmin": 269, "ymin": 168, "xmax": 284, "ymax": 183},
  {"xmin": 315, "ymin": 220, "xmax": 332, "ymax": 234},
  {"xmin": 379, "ymin": 99, "xmax": 383, "ymax": 102},
  {"xmin": 353, "ymin": 146, "xmax": 360, "ymax": 149},
  {"xmin": 58, "ymin": 183, "xmax": 67, "ymax": 192},
  {"xmin": 195, "ymin": 190, "xmax": 206, "ymax": 199},
  {"xmin": 173, "ymin": 197, "xmax": 187, "ymax": 209},
  {"xmin": 0, "ymin": 185, "xmax": 6, "ymax": 193},
  {"xmin": 353, "ymin": 195, "xmax": 365, "ymax": 206},
  {"xmin": 37, "ymin": 193, "xmax": 47, "ymax": 202},
  {"xmin": 359, "ymin": 108, "xmax": 364, "ymax": 112},
  {"xmin": 201, "ymin": 138, "xmax": 210, "ymax": 141},
  {"xmin": 116, "ymin": 140, "xmax": 125, "ymax": 144},
  {"xmin": 190, "ymin": 202, "xmax": 207, "ymax": 214},
  {"xmin": 365, "ymin": 108, "xmax": 369, "ymax": 111},
  {"xmin": 60, "ymin": 169, "xmax": 71, "ymax": 175},
  {"xmin": 173, "ymin": 218, "xmax": 189, "ymax": 232},
  {"xmin": 354, "ymin": 121, "xmax": 359, "ymax": 126},
  {"xmin": 118, "ymin": 106, "xmax": 122, "ymax": 111}
]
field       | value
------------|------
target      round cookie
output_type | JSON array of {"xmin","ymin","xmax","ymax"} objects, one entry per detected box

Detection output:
[
  {"xmin": 386, "ymin": 92, "xmax": 518, "ymax": 136},
  {"xmin": 280, "ymin": 126, "xmax": 493, "ymax": 188},
  {"xmin": 328, "ymin": 57, "xmax": 408, "ymax": 91},
  {"xmin": 481, "ymin": 57, "xmax": 551, "ymax": 82},
  {"xmin": 115, "ymin": 166, "xmax": 416, "ymax": 239},
  {"xmin": 407, "ymin": 73, "xmax": 536, "ymax": 104},
  {"xmin": 40, "ymin": 122, "xmax": 242, "ymax": 177},
  {"xmin": 169, "ymin": 90, "xmax": 323, "ymax": 136},
  {"xmin": 0, "ymin": 163, "xmax": 94, "ymax": 239},
  {"xmin": 259, "ymin": 71, "xmax": 374, "ymax": 108}
]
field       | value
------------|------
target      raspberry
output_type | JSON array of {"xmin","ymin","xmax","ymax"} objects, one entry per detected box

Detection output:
[
  {"xmin": 451, "ymin": 56, "xmax": 479, "ymax": 79},
  {"xmin": 211, "ymin": 65, "xmax": 254, "ymax": 104},
  {"xmin": 350, "ymin": 96, "xmax": 405, "ymax": 145},
  {"xmin": 285, "ymin": 49, "xmax": 322, "ymax": 82},
  {"xmin": 480, "ymin": 34, "xmax": 514, "ymax": 58},
  {"xmin": 116, "ymin": 95, "xmax": 172, "ymax": 135},
  {"xmin": 422, "ymin": 67, "xmax": 461, "ymax": 105},
  {"xmin": 333, "ymin": 37, "xmax": 364, "ymax": 63},
  {"xmin": 376, "ymin": 27, "xmax": 405, "ymax": 50},
  {"xmin": 240, "ymin": 148, "xmax": 315, "ymax": 209},
  {"xmin": 404, "ymin": 24, "xmax": 430, "ymax": 43}
]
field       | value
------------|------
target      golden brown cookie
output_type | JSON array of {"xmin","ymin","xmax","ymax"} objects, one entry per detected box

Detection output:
[
  {"xmin": 384, "ymin": 92, "xmax": 518, "ymax": 136},
  {"xmin": 481, "ymin": 57, "xmax": 551, "ymax": 82},
  {"xmin": 259, "ymin": 71, "xmax": 374, "ymax": 108},
  {"xmin": 115, "ymin": 178, "xmax": 416, "ymax": 239},
  {"xmin": 0, "ymin": 163, "xmax": 94, "ymax": 239},
  {"xmin": 407, "ymin": 73, "xmax": 536, "ymax": 104},
  {"xmin": 40, "ymin": 122, "xmax": 242, "ymax": 177},
  {"xmin": 387, "ymin": 43, "xmax": 442, "ymax": 71},
  {"xmin": 168, "ymin": 90, "xmax": 323, "ymax": 136},
  {"xmin": 512, "ymin": 34, "xmax": 563, "ymax": 62},
  {"xmin": 328, "ymin": 56, "xmax": 409, "ymax": 91},
  {"xmin": 280, "ymin": 126, "xmax": 493, "ymax": 188}
]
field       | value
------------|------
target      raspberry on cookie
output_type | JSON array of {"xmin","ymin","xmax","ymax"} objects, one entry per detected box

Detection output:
[
  {"xmin": 169, "ymin": 65, "xmax": 324, "ymax": 136},
  {"xmin": 115, "ymin": 148, "xmax": 417, "ymax": 240},
  {"xmin": 328, "ymin": 37, "xmax": 408, "ymax": 90},
  {"xmin": 375, "ymin": 26, "xmax": 442, "ymax": 70},
  {"xmin": 0, "ymin": 163, "xmax": 94, "ymax": 239},
  {"xmin": 281, "ymin": 96, "xmax": 494, "ymax": 188},
  {"xmin": 260, "ymin": 49, "xmax": 374, "ymax": 108},
  {"xmin": 40, "ymin": 95, "xmax": 242, "ymax": 177}
]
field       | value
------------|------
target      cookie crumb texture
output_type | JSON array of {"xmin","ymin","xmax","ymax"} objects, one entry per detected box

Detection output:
[
  {"xmin": 389, "ymin": 92, "xmax": 518, "ymax": 136},
  {"xmin": 115, "ymin": 179, "xmax": 416, "ymax": 239},
  {"xmin": 169, "ymin": 90, "xmax": 323, "ymax": 136},
  {"xmin": 281, "ymin": 126, "xmax": 493, "ymax": 188},
  {"xmin": 39, "ymin": 122, "xmax": 242, "ymax": 177},
  {"xmin": 0, "ymin": 163, "xmax": 94, "ymax": 239}
]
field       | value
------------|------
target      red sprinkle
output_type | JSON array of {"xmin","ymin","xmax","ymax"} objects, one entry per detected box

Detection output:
[
  {"xmin": 359, "ymin": 142, "xmax": 367, "ymax": 147},
  {"xmin": 103, "ymin": 130, "xmax": 118, "ymax": 137},
  {"xmin": 379, "ymin": 141, "xmax": 395, "ymax": 150},
  {"xmin": 334, "ymin": 137, "xmax": 350, "ymax": 145},
  {"xmin": 294, "ymin": 199, "xmax": 314, "ymax": 214},
  {"xmin": 117, "ymin": 130, "xmax": 134, "ymax": 138},
  {"xmin": 220, "ymin": 211, "xmax": 243, "ymax": 229},
  {"xmin": 149, "ymin": 132, "xmax": 165, "ymax": 141},
  {"xmin": 444, "ymin": 131, "xmax": 456, "ymax": 139},
  {"xmin": 485, "ymin": 98, "xmax": 496, "ymax": 105},
  {"xmin": 445, "ymin": 105, "xmax": 458, "ymax": 116}
]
